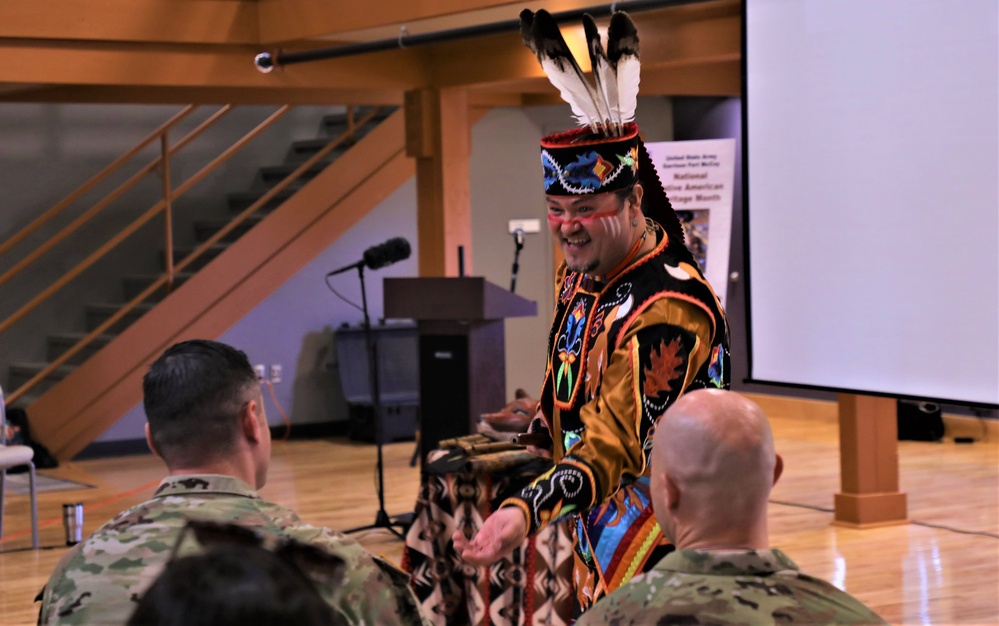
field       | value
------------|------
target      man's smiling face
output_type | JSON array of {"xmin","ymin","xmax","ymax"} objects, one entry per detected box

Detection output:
[{"xmin": 546, "ymin": 185, "xmax": 643, "ymax": 276}]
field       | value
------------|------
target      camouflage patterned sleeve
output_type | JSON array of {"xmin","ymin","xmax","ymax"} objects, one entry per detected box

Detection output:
[
  {"xmin": 287, "ymin": 524, "xmax": 431, "ymax": 626},
  {"xmin": 575, "ymin": 550, "xmax": 889, "ymax": 625}
]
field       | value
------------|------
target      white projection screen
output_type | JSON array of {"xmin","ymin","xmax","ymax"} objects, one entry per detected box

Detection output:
[{"xmin": 744, "ymin": 0, "xmax": 999, "ymax": 407}]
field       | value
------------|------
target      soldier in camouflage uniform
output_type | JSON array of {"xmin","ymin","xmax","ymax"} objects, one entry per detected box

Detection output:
[
  {"xmin": 37, "ymin": 339, "xmax": 428, "ymax": 626},
  {"xmin": 575, "ymin": 389, "xmax": 887, "ymax": 625}
]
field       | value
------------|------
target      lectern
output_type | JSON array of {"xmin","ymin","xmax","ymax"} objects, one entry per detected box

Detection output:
[{"xmin": 383, "ymin": 277, "xmax": 537, "ymax": 466}]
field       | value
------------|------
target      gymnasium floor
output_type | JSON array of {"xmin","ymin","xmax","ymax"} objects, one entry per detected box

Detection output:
[{"xmin": 1, "ymin": 394, "xmax": 996, "ymax": 625}]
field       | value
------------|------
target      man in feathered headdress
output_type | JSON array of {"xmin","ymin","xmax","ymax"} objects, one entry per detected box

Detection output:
[{"xmin": 453, "ymin": 9, "xmax": 731, "ymax": 615}]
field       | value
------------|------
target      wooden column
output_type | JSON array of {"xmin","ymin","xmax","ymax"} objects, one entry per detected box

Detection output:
[
  {"xmin": 834, "ymin": 394, "xmax": 908, "ymax": 526},
  {"xmin": 404, "ymin": 87, "xmax": 471, "ymax": 277}
]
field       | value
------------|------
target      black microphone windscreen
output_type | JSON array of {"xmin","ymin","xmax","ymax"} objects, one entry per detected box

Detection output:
[{"xmin": 363, "ymin": 237, "xmax": 411, "ymax": 270}]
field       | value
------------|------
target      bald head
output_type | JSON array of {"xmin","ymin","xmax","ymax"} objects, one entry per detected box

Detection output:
[{"xmin": 651, "ymin": 390, "xmax": 781, "ymax": 548}]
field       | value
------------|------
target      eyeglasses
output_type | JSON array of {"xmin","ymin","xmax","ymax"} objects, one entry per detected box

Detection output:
[{"xmin": 170, "ymin": 519, "xmax": 346, "ymax": 590}]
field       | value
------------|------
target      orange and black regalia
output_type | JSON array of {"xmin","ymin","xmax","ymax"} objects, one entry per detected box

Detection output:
[
  {"xmin": 500, "ymin": 7, "xmax": 731, "ymax": 616},
  {"xmin": 500, "ymin": 216, "xmax": 729, "ymax": 615}
]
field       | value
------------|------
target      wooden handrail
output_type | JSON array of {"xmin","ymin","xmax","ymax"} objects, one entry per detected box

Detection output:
[
  {"xmin": 2, "ymin": 104, "xmax": 304, "ymax": 404},
  {"xmin": 3, "ymin": 105, "xmax": 384, "ymax": 405},
  {"xmin": 0, "ymin": 105, "xmax": 196, "ymax": 259},
  {"xmin": 0, "ymin": 105, "xmax": 292, "ymax": 339},
  {"xmin": 177, "ymin": 107, "xmax": 384, "ymax": 267},
  {"xmin": 0, "ymin": 105, "xmax": 234, "ymax": 290},
  {"xmin": 162, "ymin": 134, "xmax": 174, "ymax": 292}
]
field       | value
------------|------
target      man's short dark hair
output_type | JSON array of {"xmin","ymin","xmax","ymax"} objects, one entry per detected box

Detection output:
[
  {"xmin": 128, "ymin": 543, "xmax": 343, "ymax": 626},
  {"xmin": 614, "ymin": 183, "xmax": 642, "ymax": 211},
  {"xmin": 143, "ymin": 339, "xmax": 259, "ymax": 467}
]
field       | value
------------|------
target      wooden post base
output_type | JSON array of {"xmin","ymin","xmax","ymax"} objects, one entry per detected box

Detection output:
[
  {"xmin": 835, "ymin": 394, "xmax": 908, "ymax": 526},
  {"xmin": 833, "ymin": 491, "xmax": 908, "ymax": 527}
]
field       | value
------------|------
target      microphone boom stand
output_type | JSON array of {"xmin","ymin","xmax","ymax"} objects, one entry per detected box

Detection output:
[{"xmin": 343, "ymin": 264, "xmax": 410, "ymax": 541}]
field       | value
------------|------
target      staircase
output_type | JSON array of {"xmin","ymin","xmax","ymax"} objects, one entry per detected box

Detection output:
[{"xmin": 7, "ymin": 107, "xmax": 413, "ymax": 460}]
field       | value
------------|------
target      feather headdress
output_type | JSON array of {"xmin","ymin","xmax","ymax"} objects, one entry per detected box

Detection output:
[
  {"xmin": 522, "ymin": 9, "xmax": 686, "ymax": 245},
  {"xmin": 521, "ymin": 9, "xmax": 640, "ymax": 137}
]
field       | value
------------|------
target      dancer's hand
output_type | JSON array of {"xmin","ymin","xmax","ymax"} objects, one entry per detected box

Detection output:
[{"xmin": 452, "ymin": 508, "xmax": 528, "ymax": 566}]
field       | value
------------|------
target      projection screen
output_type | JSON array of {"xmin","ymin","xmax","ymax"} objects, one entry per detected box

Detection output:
[{"xmin": 743, "ymin": 0, "xmax": 998, "ymax": 407}]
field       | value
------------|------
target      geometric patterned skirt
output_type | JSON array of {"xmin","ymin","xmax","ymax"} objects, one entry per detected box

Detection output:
[{"xmin": 403, "ymin": 451, "xmax": 574, "ymax": 626}]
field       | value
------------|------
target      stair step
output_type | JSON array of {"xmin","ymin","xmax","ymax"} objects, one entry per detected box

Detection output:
[
  {"xmin": 227, "ymin": 189, "xmax": 295, "ymax": 213},
  {"xmin": 289, "ymin": 139, "xmax": 352, "ymax": 159},
  {"xmin": 47, "ymin": 333, "xmax": 117, "ymax": 365},
  {"xmin": 193, "ymin": 215, "xmax": 265, "ymax": 244},
  {"xmin": 9, "ymin": 108, "xmax": 394, "ymax": 403},
  {"xmin": 85, "ymin": 302, "xmax": 156, "ymax": 334},
  {"xmin": 258, "ymin": 160, "xmax": 332, "ymax": 184},
  {"xmin": 159, "ymin": 244, "xmax": 228, "ymax": 271},
  {"xmin": 321, "ymin": 108, "xmax": 392, "ymax": 135},
  {"xmin": 122, "ymin": 272, "xmax": 196, "ymax": 301},
  {"xmin": 8, "ymin": 362, "xmax": 77, "ymax": 396}
]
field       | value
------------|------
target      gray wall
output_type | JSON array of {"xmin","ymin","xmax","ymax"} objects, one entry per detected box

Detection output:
[
  {"xmin": 0, "ymin": 103, "xmax": 345, "ymax": 400},
  {"xmin": 98, "ymin": 178, "xmax": 421, "ymax": 441}
]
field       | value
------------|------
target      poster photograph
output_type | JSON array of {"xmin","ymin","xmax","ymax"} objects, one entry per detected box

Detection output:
[{"xmin": 644, "ymin": 138, "xmax": 736, "ymax": 307}]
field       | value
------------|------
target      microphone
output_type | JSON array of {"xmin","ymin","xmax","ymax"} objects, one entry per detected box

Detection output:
[
  {"xmin": 327, "ymin": 237, "xmax": 411, "ymax": 276},
  {"xmin": 510, "ymin": 229, "xmax": 525, "ymax": 292}
]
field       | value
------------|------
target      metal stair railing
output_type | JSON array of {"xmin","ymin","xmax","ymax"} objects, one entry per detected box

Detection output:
[{"xmin": 1, "ymin": 104, "xmax": 383, "ymax": 406}]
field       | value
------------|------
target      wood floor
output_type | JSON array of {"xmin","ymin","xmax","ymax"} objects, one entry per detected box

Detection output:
[{"xmin": 2, "ymin": 394, "xmax": 997, "ymax": 625}]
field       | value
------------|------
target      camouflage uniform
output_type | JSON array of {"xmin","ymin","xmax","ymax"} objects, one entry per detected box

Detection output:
[
  {"xmin": 38, "ymin": 474, "xmax": 429, "ymax": 626},
  {"xmin": 574, "ymin": 548, "xmax": 888, "ymax": 625}
]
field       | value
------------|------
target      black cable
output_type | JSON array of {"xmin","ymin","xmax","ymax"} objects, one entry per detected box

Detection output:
[
  {"xmin": 324, "ymin": 274, "xmax": 363, "ymax": 313},
  {"xmin": 909, "ymin": 520, "xmax": 999, "ymax": 539},
  {"xmin": 769, "ymin": 499, "xmax": 999, "ymax": 540}
]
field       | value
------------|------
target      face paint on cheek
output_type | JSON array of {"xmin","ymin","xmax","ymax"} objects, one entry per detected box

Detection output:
[{"xmin": 596, "ymin": 214, "xmax": 620, "ymax": 238}]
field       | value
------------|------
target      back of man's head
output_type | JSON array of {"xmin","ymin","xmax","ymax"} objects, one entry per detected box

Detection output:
[
  {"xmin": 143, "ymin": 339, "xmax": 259, "ymax": 469},
  {"xmin": 652, "ymin": 389, "xmax": 779, "ymax": 544}
]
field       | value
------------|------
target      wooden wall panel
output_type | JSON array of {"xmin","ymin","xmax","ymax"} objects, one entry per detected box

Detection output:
[{"xmin": 0, "ymin": 0, "xmax": 259, "ymax": 44}]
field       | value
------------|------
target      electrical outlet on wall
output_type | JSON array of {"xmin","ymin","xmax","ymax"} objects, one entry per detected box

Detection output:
[
  {"xmin": 253, "ymin": 364, "xmax": 266, "ymax": 380},
  {"xmin": 508, "ymin": 218, "xmax": 541, "ymax": 234},
  {"xmin": 269, "ymin": 364, "xmax": 282, "ymax": 384}
]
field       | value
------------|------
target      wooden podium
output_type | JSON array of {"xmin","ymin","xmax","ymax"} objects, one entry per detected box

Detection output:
[{"xmin": 383, "ymin": 277, "xmax": 537, "ymax": 466}]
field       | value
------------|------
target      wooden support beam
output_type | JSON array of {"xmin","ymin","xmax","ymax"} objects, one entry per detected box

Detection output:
[
  {"xmin": 0, "ymin": 85, "xmax": 405, "ymax": 106},
  {"xmin": 424, "ymin": 0, "xmax": 740, "ymax": 93},
  {"xmin": 0, "ymin": 0, "xmax": 259, "ymax": 45},
  {"xmin": 257, "ymin": 0, "xmax": 526, "ymax": 45},
  {"xmin": 834, "ymin": 394, "xmax": 909, "ymax": 527},
  {"xmin": 405, "ymin": 87, "xmax": 472, "ymax": 277},
  {"xmin": 0, "ymin": 41, "xmax": 427, "ymax": 92},
  {"xmin": 0, "ymin": 1, "xmax": 740, "ymax": 100}
]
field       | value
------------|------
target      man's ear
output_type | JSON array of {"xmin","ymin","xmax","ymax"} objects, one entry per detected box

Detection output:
[
  {"xmin": 144, "ymin": 423, "xmax": 163, "ymax": 459},
  {"xmin": 773, "ymin": 453, "xmax": 785, "ymax": 487},
  {"xmin": 630, "ymin": 182, "xmax": 645, "ymax": 215},
  {"xmin": 663, "ymin": 472, "xmax": 681, "ymax": 511},
  {"xmin": 241, "ymin": 399, "xmax": 263, "ymax": 443}
]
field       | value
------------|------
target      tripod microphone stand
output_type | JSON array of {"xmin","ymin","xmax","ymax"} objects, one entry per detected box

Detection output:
[{"xmin": 343, "ymin": 263, "xmax": 410, "ymax": 541}]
